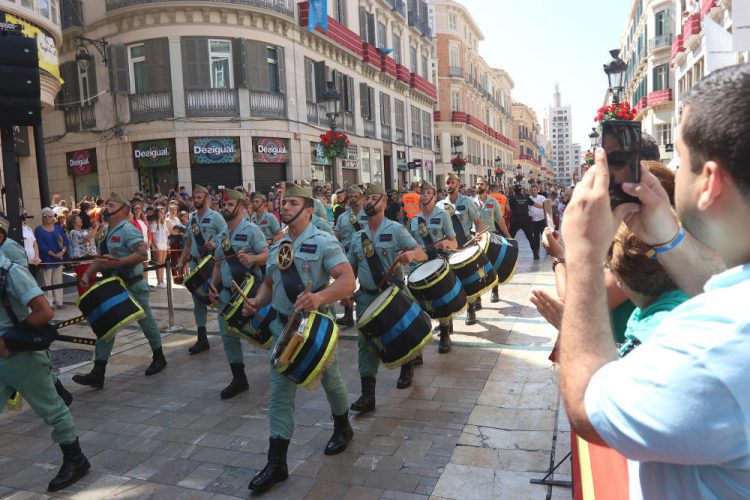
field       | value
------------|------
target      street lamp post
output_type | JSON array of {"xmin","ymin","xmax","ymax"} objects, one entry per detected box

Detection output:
[
  {"xmin": 603, "ymin": 49, "xmax": 628, "ymax": 105},
  {"xmin": 322, "ymin": 80, "xmax": 341, "ymax": 188},
  {"xmin": 451, "ymin": 137, "xmax": 464, "ymax": 184},
  {"xmin": 589, "ymin": 127, "xmax": 600, "ymax": 149},
  {"xmin": 493, "ymin": 156, "xmax": 503, "ymax": 188}
]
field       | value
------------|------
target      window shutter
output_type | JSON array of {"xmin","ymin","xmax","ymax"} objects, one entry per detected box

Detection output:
[
  {"xmin": 276, "ymin": 46, "xmax": 286, "ymax": 93},
  {"xmin": 367, "ymin": 13, "xmax": 376, "ymax": 45},
  {"xmin": 368, "ymin": 87, "xmax": 375, "ymax": 120},
  {"xmin": 314, "ymin": 61, "xmax": 327, "ymax": 102},
  {"xmin": 346, "ymin": 76, "xmax": 354, "ymax": 113},
  {"xmin": 181, "ymin": 37, "xmax": 210, "ymax": 90},
  {"xmin": 107, "ymin": 44, "xmax": 129, "ymax": 94},
  {"xmin": 359, "ymin": 82, "xmax": 369, "ymax": 118},
  {"xmin": 232, "ymin": 38, "xmax": 247, "ymax": 88},
  {"xmin": 59, "ymin": 61, "xmax": 78, "ymax": 106},
  {"xmin": 145, "ymin": 38, "xmax": 172, "ymax": 92},
  {"xmin": 87, "ymin": 59, "xmax": 98, "ymax": 102},
  {"xmin": 246, "ymin": 41, "xmax": 270, "ymax": 92},
  {"xmin": 359, "ymin": 7, "xmax": 367, "ymax": 40}
]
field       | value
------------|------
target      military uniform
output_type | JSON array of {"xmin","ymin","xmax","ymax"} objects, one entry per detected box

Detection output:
[
  {"xmin": 312, "ymin": 214, "xmax": 334, "ymax": 235},
  {"xmin": 334, "ymin": 207, "xmax": 368, "ymax": 251},
  {"xmin": 252, "ymin": 210, "xmax": 281, "ymax": 243},
  {"xmin": 0, "ymin": 254, "xmax": 90, "ymax": 491},
  {"xmin": 313, "ymin": 197, "xmax": 328, "ymax": 220},
  {"xmin": 475, "ymin": 195, "xmax": 504, "ymax": 233},
  {"xmin": 187, "ymin": 204, "xmax": 227, "ymax": 329},
  {"xmin": 437, "ymin": 193, "xmax": 480, "ymax": 246}
]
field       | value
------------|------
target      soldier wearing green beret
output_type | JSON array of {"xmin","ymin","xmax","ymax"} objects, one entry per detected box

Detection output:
[
  {"xmin": 410, "ymin": 181, "xmax": 458, "ymax": 354},
  {"xmin": 345, "ymin": 183, "xmax": 427, "ymax": 412},
  {"xmin": 475, "ymin": 176, "xmax": 511, "ymax": 303},
  {"xmin": 177, "ymin": 184, "xmax": 228, "ymax": 354},
  {"xmin": 333, "ymin": 185, "xmax": 367, "ymax": 326},
  {"xmin": 437, "ymin": 173, "xmax": 486, "ymax": 325},
  {"xmin": 241, "ymin": 182, "xmax": 356, "ymax": 493},
  {"xmin": 206, "ymin": 189, "xmax": 269, "ymax": 399},
  {"xmin": 251, "ymin": 193, "xmax": 282, "ymax": 244},
  {"xmin": 73, "ymin": 193, "xmax": 167, "ymax": 388}
]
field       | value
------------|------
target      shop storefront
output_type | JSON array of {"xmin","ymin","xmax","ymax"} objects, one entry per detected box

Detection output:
[
  {"xmin": 253, "ymin": 137, "xmax": 288, "ymax": 195},
  {"xmin": 133, "ymin": 139, "xmax": 178, "ymax": 196},
  {"xmin": 408, "ymin": 159, "xmax": 424, "ymax": 183},
  {"xmin": 311, "ymin": 142, "xmax": 332, "ymax": 184},
  {"xmin": 396, "ymin": 150, "xmax": 408, "ymax": 190},
  {"xmin": 189, "ymin": 137, "xmax": 242, "ymax": 190},
  {"xmin": 66, "ymin": 148, "xmax": 100, "ymax": 199},
  {"xmin": 424, "ymin": 160, "xmax": 434, "ymax": 183},
  {"xmin": 342, "ymin": 145, "xmax": 359, "ymax": 187}
]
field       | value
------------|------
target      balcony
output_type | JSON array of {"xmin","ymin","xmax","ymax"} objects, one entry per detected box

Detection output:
[
  {"xmin": 411, "ymin": 131, "xmax": 422, "ymax": 148},
  {"xmin": 342, "ymin": 112, "xmax": 355, "ymax": 133},
  {"xmin": 433, "ymin": 111, "xmax": 441, "ymax": 122},
  {"xmin": 186, "ymin": 89, "xmax": 239, "ymax": 117},
  {"xmin": 410, "ymin": 73, "xmax": 437, "ymax": 100},
  {"xmin": 364, "ymin": 118, "xmax": 376, "ymax": 138},
  {"xmin": 451, "ymin": 111, "xmax": 467, "ymax": 122},
  {"xmin": 61, "ymin": 0, "xmax": 83, "ymax": 30},
  {"xmin": 447, "ymin": 66, "xmax": 462, "ymax": 77},
  {"xmin": 670, "ymin": 34, "xmax": 685, "ymax": 61},
  {"xmin": 306, "ymin": 101, "xmax": 330, "ymax": 125},
  {"xmin": 106, "ymin": 0, "xmax": 294, "ymax": 17},
  {"xmin": 683, "ymin": 14, "xmax": 701, "ymax": 41},
  {"xmin": 395, "ymin": 127, "xmax": 405, "ymax": 143},
  {"xmin": 380, "ymin": 54, "xmax": 398, "ymax": 79},
  {"xmin": 646, "ymin": 88, "xmax": 673, "ymax": 106},
  {"xmin": 519, "ymin": 154, "xmax": 541, "ymax": 166},
  {"xmin": 129, "ymin": 91, "xmax": 173, "ymax": 122},
  {"xmin": 395, "ymin": 64, "xmax": 411, "ymax": 84},
  {"xmin": 701, "ymin": 0, "xmax": 717, "ymax": 17},
  {"xmin": 362, "ymin": 43, "xmax": 381, "ymax": 67},
  {"xmin": 64, "ymin": 104, "xmax": 96, "ymax": 132},
  {"xmin": 298, "ymin": 2, "xmax": 364, "ymax": 57},
  {"xmin": 381, "ymin": 122, "xmax": 391, "ymax": 140},
  {"xmin": 250, "ymin": 91, "xmax": 286, "ymax": 118},
  {"xmin": 634, "ymin": 96, "xmax": 648, "ymax": 113},
  {"xmin": 649, "ymin": 33, "xmax": 673, "ymax": 51}
]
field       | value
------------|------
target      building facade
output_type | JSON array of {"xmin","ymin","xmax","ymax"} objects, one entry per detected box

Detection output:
[
  {"xmin": 0, "ymin": 0, "xmax": 64, "ymax": 217},
  {"xmin": 431, "ymin": 0, "xmax": 515, "ymax": 189},
  {"xmin": 511, "ymin": 102, "xmax": 544, "ymax": 187},
  {"xmin": 546, "ymin": 86, "xmax": 575, "ymax": 186},
  {"xmin": 40, "ymin": 0, "xmax": 437, "ymax": 203}
]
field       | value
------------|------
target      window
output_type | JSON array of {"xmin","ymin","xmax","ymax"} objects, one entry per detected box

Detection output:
[
  {"xmin": 654, "ymin": 123, "xmax": 672, "ymax": 145},
  {"xmin": 395, "ymin": 99, "xmax": 405, "ymax": 131},
  {"xmin": 209, "ymin": 39, "xmax": 232, "ymax": 89},
  {"xmin": 392, "ymin": 34, "xmax": 402, "ymax": 64},
  {"xmin": 361, "ymin": 147, "xmax": 371, "ymax": 184},
  {"xmin": 304, "ymin": 58, "xmax": 315, "ymax": 103},
  {"xmin": 129, "ymin": 44, "xmax": 146, "ymax": 94},
  {"xmin": 450, "ymin": 90, "xmax": 460, "ymax": 111},
  {"xmin": 333, "ymin": 0, "xmax": 347, "ymax": 25},
  {"xmin": 654, "ymin": 9, "xmax": 669, "ymax": 37},
  {"xmin": 410, "ymin": 46, "xmax": 418, "ymax": 73},
  {"xmin": 267, "ymin": 47, "xmax": 280, "ymax": 92},
  {"xmin": 448, "ymin": 42, "xmax": 459, "ymax": 70},
  {"xmin": 78, "ymin": 64, "xmax": 90, "ymax": 103},
  {"xmin": 377, "ymin": 22, "xmax": 387, "ymax": 47},
  {"xmin": 380, "ymin": 93, "xmax": 391, "ymax": 125},
  {"xmin": 653, "ymin": 64, "xmax": 669, "ymax": 91},
  {"xmin": 360, "ymin": 83, "xmax": 375, "ymax": 119},
  {"xmin": 448, "ymin": 13, "xmax": 457, "ymax": 31},
  {"xmin": 421, "ymin": 54, "xmax": 429, "ymax": 79}
]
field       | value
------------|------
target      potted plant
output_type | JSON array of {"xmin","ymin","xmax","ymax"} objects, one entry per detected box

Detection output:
[
  {"xmin": 319, "ymin": 130, "xmax": 350, "ymax": 158},
  {"xmin": 594, "ymin": 101, "xmax": 636, "ymax": 122},
  {"xmin": 451, "ymin": 156, "xmax": 466, "ymax": 169}
]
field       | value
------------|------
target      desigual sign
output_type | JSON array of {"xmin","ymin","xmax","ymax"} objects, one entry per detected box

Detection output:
[
  {"xmin": 253, "ymin": 137, "xmax": 290, "ymax": 164},
  {"xmin": 190, "ymin": 137, "xmax": 241, "ymax": 165},
  {"xmin": 65, "ymin": 148, "xmax": 98, "ymax": 176},
  {"xmin": 132, "ymin": 139, "xmax": 176, "ymax": 168}
]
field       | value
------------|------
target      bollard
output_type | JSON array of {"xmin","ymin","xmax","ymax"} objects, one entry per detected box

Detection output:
[{"xmin": 162, "ymin": 258, "xmax": 184, "ymax": 333}]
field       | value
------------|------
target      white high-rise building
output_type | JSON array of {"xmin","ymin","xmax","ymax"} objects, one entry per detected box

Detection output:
[{"xmin": 546, "ymin": 85, "xmax": 575, "ymax": 185}]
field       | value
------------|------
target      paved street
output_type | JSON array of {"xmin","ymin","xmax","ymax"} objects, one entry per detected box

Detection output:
[{"xmin": 0, "ymin": 236, "xmax": 571, "ymax": 499}]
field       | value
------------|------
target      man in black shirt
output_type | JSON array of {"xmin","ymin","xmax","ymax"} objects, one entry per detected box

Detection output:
[
  {"xmin": 507, "ymin": 185, "xmax": 543, "ymax": 258},
  {"xmin": 384, "ymin": 190, "xmax": 401, "ymax": 222}
]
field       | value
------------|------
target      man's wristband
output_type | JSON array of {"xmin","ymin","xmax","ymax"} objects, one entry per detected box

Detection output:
[
  {"xmin": 552, "ymin": 257, "xmax": 566, "ymax": 272},
  {"xmin": 645, "ymin": 225, "xmax": 685, "ymax": 259}
]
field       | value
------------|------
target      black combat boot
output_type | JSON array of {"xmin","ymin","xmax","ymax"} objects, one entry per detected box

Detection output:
[
  {"xmin": 490, "ymin": 285, "xmax": 500, "ymax": 303},
  {"xmin": 465, "ymin": 303, "xmax": 477, "ymax": 326},
  {"xmin": 189, "ymin": 326, "xmax": 210, "ymax": 354},
  {"xmin": 47, "ymin": 438, "xmax": 90, "ymax": 492},
  {"xmin": 396, "ymin": 361, "xmax": 414, "ymax": 389},
  {"xmin": 438, "ymin": 324, "xmax": 452, "ymax": 354},
  {"xmin": 350, "ymin": 376, "xmax": 376, "ymax": 413},
  {"xmin": 248, "ymin": 437, "xmax": 289, "ymax": 493},
  {"xmin": 324, "ymin": 411, "xmax": 353, "ymax": 456},
  {"xmin": 414, "ymin": 354, "xmax": 424, "ymax": 366},
  {"xmin": 54, "ymin": 379, "xmax": 73, "ymax": 406},
  {"xmin": 336, "ymin": 306, "xmax": 354, "ymax": 327},
  {"xmin": 72, "ymin": 360, "xmax": 106, "ymax": 389},
  {"xmin": 220, "ymin": 363, "xmax": 249, "ymax": 400},
  {"xmin": 474, "ymin": 297, "xmax": 482, "ymax": 311},
  {"xmin": 145, "ymin": 348, "xmax": 167, "ymax": 376}
]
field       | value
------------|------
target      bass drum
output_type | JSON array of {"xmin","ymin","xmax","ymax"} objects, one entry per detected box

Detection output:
[
  {"xmin": 407, "ymin": 259, "xmax": 467, "ymax": 322},
  {"xmin": 357, "ymin": 285, "xmax": 432, "ymax": 368},
  {"xmin": 184, "ymin": 255, "xmax": 217, "ymax": 307},
  {"xmin": 448, "ymin": 245, "xmax": 498, "ymax": 301},
  {"xmin": 271, "ymin": 311, "xmax": 338, "ymax": 388},
  {"xmin": 220, "ymin": 276, "xmax": 275, "ymax": 349},
  {"xmin": 480, "ymin": 233, "xmax": 519, "ymax": 284},
  {"xmin": 76, "ymin": 277, "xmax": 145, "ymax": 342}
]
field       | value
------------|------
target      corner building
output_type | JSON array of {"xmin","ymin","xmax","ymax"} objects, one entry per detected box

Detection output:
[{"xmin": 42, "ymin": 0, "xmax": 437, "ymax": 200}]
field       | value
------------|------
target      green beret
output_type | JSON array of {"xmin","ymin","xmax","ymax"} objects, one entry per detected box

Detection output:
[
  {"xmin": 446, "ymin": 173, "xmax": 460, "ymax": 182},
  {"xmin": 253, "ymin": 193, "xmax": 267, "ymax": 202},
  {"xmin": 108, "ymin": 192, "xmax": 129, "ymax": 205},
  {"xmin": 193, "ymin": 184, "xmax": 209, "ymax": 195},
  {"xmin": 283, "ymin": 182, "xmax": 313, "ymax": 199},
  {"xmin": 224, "ymin": 188, "xmax": 243, "ymax": 201},
  {"xmin": 420, "ymin": 181, "xmax": 435, "ymax": 192},
  {"xmin": 476, "ymin": 176, "xmax": 488, "ymax": 185},
  {"xmin": 366, "ymin": 183, "xmax": 386, "ymax": 195},
  {"xmin": 349, "ymin": 185, "xmax": 364, "ymax": 195}
]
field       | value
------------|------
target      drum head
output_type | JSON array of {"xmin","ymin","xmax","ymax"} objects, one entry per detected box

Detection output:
[
  {"xmin": 448, "ymin": 246, "xmax": 479, "ymax": 265},
  {"xmin": 408, "ymin": 259, "xmax": 445, "ymax": 283},
  {"xmin": 361, "ymin": 285, "xmax": 397, "ymax": 322}
]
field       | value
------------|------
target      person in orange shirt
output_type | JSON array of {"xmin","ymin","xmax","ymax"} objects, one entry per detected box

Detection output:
[
  {"xmin": 401, "ymin": 182, "xmax": 421, "ymax": 223},
  {"xmin": 489, "ymin": 185, "xmax": 508, "ymax": 227}
]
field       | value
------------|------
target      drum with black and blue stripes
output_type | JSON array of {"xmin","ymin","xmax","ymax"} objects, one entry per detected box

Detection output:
[
  {"xmin": 407, "ymin": 259, "xmax": 467, "ymax": 322},
  {"xmin": 448, "ymin": 245, "xmax": 499, "ymax": 301},
  {"xmin": 76, "ymin": 277, "xmax": 145, "ymax": 342}
]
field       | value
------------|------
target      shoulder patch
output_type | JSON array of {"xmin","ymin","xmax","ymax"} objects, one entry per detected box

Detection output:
[
  {"xmin": 202, "ymin": 218, "xmax": 211, "ymax": 223},
  {"xmin": 487, "ymin": 203, "xmax": 494, "ymax": 208},
  {"xmin": 234, "ymin": 234, "xmax": 248, "ymax": 242},
  {"xmin": 456, "ymin": 205, "xmax": 466, "ymax": 211},
  {"xmin": 300, "ymin": 243, "xmax": 317, "ymax": 254},
  {"xmin": 379, "ymin": 233, "xmax": 393, "ymax": 242},
  {"xmin": 111, "ymin": 236, "xmax": 121, "ymax": 243},
  {"xmin": 430, "ymin": 218, "xmax": 441, "ymax": 224}
]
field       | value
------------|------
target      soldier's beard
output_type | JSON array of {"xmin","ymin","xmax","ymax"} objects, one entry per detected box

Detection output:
[{"xmin": 477, "ymin": 187, "xmax": 485, "ymax": 195}]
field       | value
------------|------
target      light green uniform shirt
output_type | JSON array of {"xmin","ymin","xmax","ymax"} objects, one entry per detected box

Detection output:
[
  {"xmin": 213, "ymin": 219, "xmax": 268, "ymax": 289},
  {"xmin": 474, "ymin": 195, "xmax": 503, "ymax": 232},
  {"xmin": 188, "ymin": 208, "xmax": 227, "ymax": 259},
  {"xmin": 334, "ymin": 207, "xmax": 367, "ymax": 250},
  {"xmin": 313, "ymin": 198, "xmax": 327, "ymax": 220},
  {"xmin": 409, "ymin": 205, "xmax": 455, "ymax": 249},
  {"xmin": 251, "ymin": 210, "xmax": 281, "ymax": 241},
  {"xmin": 266, "ymin": 222, "xmax": 348, "ymax": 317},
  {"xmin": 106, "ymin": 219, "xmax": 146, "ymax": 277},
  {"xmin": 312, "ymin": 215, "xmax": 334, "ymax": 235},
  {"xmin": 0, "ymin": 255, "xmax": 44, "ymax": 334},
  {"xmin": 438, "ymin": 194, "xmax": 480, "ymax": 240},
  {"xmin": 347, "ymin": 217, "xmax": 417, "ymax": 291},
  {"xmin": 0, "ymin": 239, "xmax": 29, "ymax": 266}
]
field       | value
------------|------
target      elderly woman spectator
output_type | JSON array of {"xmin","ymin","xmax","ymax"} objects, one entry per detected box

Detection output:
[{"xmin": 35, "ymin": 207, "xmax": 68, "ymax": 309}]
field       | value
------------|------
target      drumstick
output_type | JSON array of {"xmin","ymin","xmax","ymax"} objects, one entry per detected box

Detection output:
[
  {"xmin": 377, "ymin": 251, "xmax": 406, "ymax": 289},
  {"xmin": 232, "ymin": 280, "xmax": 249, "ymax": 300},
  {"xmin": 279, "ymin": 281, "xmax": 312, "ymax": 365},
  {"xmin": 462, "ymin": 227, "xmax": 491, "ymax": 248}
]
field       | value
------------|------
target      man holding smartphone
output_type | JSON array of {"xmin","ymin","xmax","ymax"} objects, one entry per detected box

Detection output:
[{"xmin": 528, "ymin": 185, "xmax": 547, "ymax": 259}]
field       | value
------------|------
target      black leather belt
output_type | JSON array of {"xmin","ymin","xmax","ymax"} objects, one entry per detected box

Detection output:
[{"xmin": 125, "ymin": 275, "xmax": 144, "ymax": 287}]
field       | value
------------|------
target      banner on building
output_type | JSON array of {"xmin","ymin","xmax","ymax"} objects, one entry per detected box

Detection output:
[
  {"xmin": 66, "ymin": 148, "xmax": 98, "ymax": 176},
  {"xmin": 132, "ymin": 139, "xmax": 176, "ymax": 168},
  {"xmin": 705, "ymin": 17, "xmax": 736, "ymax": 74},
  {"xmin": 253, "ymin": 137, "xmax": 290, "ymax": 164},
  {"xmin": 734, "ymin": 0, "xmax": 750, "ymax": 51},
  {"xmin": 308, "ymin": 0, "xmax": 329, "ymax": 32},
  {"xmin": 190, "ymin": 137, "xmax": 241, "ymax": 165},
  {"xmin": 1, "ymin": 12, "xmax": 62, "ymax": 83}
]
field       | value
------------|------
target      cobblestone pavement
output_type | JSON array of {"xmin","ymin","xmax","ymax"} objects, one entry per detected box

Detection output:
[{"xmin": 0, "ymin": 235, "xmax": 571, "ymax": 499}]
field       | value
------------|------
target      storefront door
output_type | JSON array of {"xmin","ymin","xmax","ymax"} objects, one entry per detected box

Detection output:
[
  {"xmin": 190, "ymin": 164, "xmax": 242, "ymax": 191},
  {"xmin": 254, "ymin": 163, "xmax": 287, "ymax": 196}
]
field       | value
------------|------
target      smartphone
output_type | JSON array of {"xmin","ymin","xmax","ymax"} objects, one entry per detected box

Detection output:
[{"xmin": 600, "ymin": 120, "xmax": 641, "ymax": 206}]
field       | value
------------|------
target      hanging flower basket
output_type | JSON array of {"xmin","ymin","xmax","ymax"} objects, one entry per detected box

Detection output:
[
  {"xmin": 493, "ymin": 167, "xmax": 503, "ymax": 175},
  {"xmin": 319, "ymin": 131, "xmax": 350, "ymax": 158},
  {"xmin": 451, "ymin": 156, "xmax": 466, "ymax": 168},
  {"xmin": 594, "ymin": 101, "xmax": 636, "ymax": 122},
  {"xmin": 584, "ymin": 150, "xmax": 595, "ymax": 166},
  {"xmin": 515, "ymin": 172, "xmax": 524, "ymax": 181}
]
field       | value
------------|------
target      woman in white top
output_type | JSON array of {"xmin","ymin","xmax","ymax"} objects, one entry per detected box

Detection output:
[{"xmin": 149, "ymin": 206, "xmax": 169, "ymax": 288}]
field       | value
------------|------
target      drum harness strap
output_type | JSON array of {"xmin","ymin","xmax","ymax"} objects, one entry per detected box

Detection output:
[
  {"xmin": 189, "ymin": 214, "xmax": 214, "ymax": 265},
  {"xmin": 359, "ymin": 232, "xmax": 403, "ymax": 296},
  {"xmin": 349, "ymin": 211, "xmax": 362, "ymax": 233},
  {"xmin": 447, "ymin": 204, "xmax": 469, "ymax": 247},
  {"xmin": 277, "ymin": 242, "xmax": 329, "ymax": 326},
  {"xmin": 102, "ymin": 223, "xmax": 143, "ymax": 287},
  {"xmin": 220, "ymin": 231, "xmax": 262, "ymax": 286}
]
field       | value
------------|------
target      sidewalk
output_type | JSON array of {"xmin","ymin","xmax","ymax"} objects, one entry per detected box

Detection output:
[{"xmin": 0, "ymin": 235, "xmax": 569, "ymax": 499}]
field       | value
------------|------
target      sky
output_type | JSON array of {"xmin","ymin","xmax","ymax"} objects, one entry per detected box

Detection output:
[{"xmin": 454, "ymin": 0, "xmax": 632, "ymax": 148}]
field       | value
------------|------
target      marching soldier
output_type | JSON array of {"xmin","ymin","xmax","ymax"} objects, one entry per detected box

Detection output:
[
  {"xmin": 346, "ymin": 183, "xmax": 426, "ymax": 414},
  {"xmin": 74, "ymin": 193, "xmax": 167, "ymax": 387},
  {"xmin": 312, "ymin": 213, "xmax": 335, "ymax": 234},
  {"xmin": 0, "ymin": 252, "xmax": 90, "ymax": 492},
  {"xmin": 437, "ymin": 173, "xmax": 485, "ymax": 325},
  {"xmin": 208, "ymin": 189, "xmax": 268, "ymax": 400},
  {"xmin": 333, "ymin": 185, "xmax": 367, "ymax": 326},
  {"xmin": 251, "ymin": 193, "xmax": 282, "ymax": 244},
  {"xmin": 177, "ymin": 185, "xmax": 227, "ymax": 354},
  {"xmin": 241, "ymin": 182, "xmax": 355, "ymax": 493},
  {"xmin": 410, "ymin": 181, "xmax": 457, "ymax": 353},
  {"xmin": 475, "ymin": 176, "xmax": 511, "ymax": 303}
]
